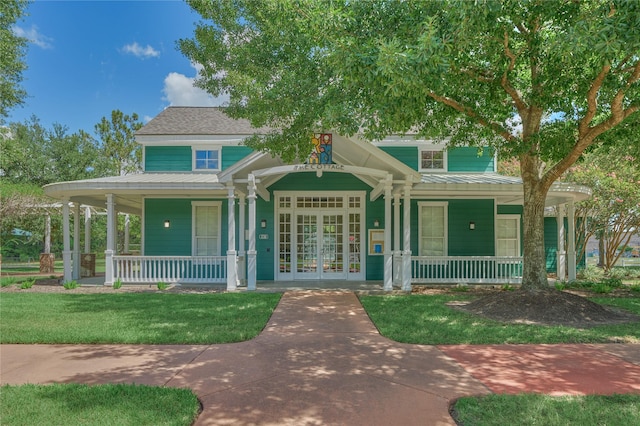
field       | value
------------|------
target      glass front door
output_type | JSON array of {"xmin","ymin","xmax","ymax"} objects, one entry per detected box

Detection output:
[{"xmin": 296, "ymin": 213, "xmax": 345, "ymax": 279}]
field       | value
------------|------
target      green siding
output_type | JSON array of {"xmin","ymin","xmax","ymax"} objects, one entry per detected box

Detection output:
[
  {"xmin": 378, "ymin": 146, "xmax": 419, "ymax": 170},
  {"xmin": 145, "ymin": 146, "xmax": 191, "ymax": 172},
  {"xmin": 448, "ymin": 147, "xmax": 495, "ymax": 172},
  {"xmin": 497, "ymin": 205, "xmax": 523, "ymax": 215},
  {"xmin": 222, "ymin": 146, "xmax": 253, "ymax": 170},
  {"xmin": 256, "ymin": 197, "xmax": 275, "ymax": 280},
  {"xmin": 544, "ymin": 217, "xmax": 558, "ymax": 272},
  {"xmin": 144, "ymin": 198, "xmax": 228, "ymax": 256}
]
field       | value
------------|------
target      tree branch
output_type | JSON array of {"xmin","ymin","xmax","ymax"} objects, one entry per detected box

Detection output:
[
  {"xmin": 578, "ymin": 64, "xmax": 611, "ymax": 137},
  {"xmin": 501, "ymin": 31, "xmax": 528, "ymax": 115},
  {"xmin": 427, "ymin": 91, "xmax": 516, "ymax": 142}
]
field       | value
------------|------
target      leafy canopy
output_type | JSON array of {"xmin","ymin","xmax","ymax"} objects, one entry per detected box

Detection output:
[
  {"xmin": 181, "ymin": 0, "xmax": 640, "ymax": 173},
  {"xmin": 0, "ymin": 0, "xmax": 29, "ymax": 119}
]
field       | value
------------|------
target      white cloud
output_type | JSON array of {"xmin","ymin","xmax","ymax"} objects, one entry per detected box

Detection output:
[
  {"xmin": 13, "ymin": 25, "xmax": 53, "ymax": 49},
  {"xmin": 162, "ymin": 64, "xmax": 228, "ymax": 107},
  {"xmin": 121, "ymin": 42, "xmax": 160, "ymax": 59}
]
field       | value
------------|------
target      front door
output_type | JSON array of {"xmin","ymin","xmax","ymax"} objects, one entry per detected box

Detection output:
[{"xmin": 296, "ymin": 213, "xmax": 346, "ymax": 279}]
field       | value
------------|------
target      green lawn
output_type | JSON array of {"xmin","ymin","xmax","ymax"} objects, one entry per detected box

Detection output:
[
  {"xmin": 453, "ymin": 393, "xmax": 640, "ymax": 426},
  {"xmin": 359, "ymin": 294, "xmax": 640, "ymax": 344},
  {"xmin": 0, "ymin": 383, "xmax": 199, "ymax": 426},
  {"xmin": 0, "ymin": 293, "xmax": 281, "ymax": 344}
]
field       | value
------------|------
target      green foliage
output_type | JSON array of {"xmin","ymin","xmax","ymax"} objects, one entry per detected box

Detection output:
[
  {"xmin": 62, "ymin": 280, "xmax": 78, "ymax": 290},
  {"xmin": 19, "ymin": 279, "xmax": 35, "ymax": 289},
  {"xmin": 94, "ymin": 110, "xmax": 143, "ymax": 175},
  {"xmin": 630, "ymin": 284, "xmax": 640, "ymax": 293},
  {"xmin": 0, "ymin": 0, "xmax": 29, "ymax": 119},
  {"xmin": 1, "ymin": 277, "xmax": 18, "ymax": 287},
  {"xmin": 113, "ymin": 278, "xmax": 122, "ymax": 289},
  {"xmin": 157, "ymin": 281, "xmax": 168, "ymax": 290},
  {"xmin": 554, "ymin": 281, "xmax": 567, "ymax": 291},
  {"xmin": 454, "ymin": 394, "xmax": 640, "ymax": 426},
  {"xmin": 0, "ymin": 383, "xmax": 200, "ymax": 426},
  {"xmin": 501, "ymin": 284, "xmax": 515, "ymax": 291}
]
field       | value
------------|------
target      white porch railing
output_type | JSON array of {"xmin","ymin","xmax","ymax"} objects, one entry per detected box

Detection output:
[
  {"xmin": 411, "ymin": 256, "xmax": 523, "ymax": 284},
  {"xmin": 113, "ymin": 256, "xmax": 227, "ymax": 284}
]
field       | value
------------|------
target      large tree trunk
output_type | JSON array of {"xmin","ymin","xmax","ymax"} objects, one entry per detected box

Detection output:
[{"xmin": 520, "ymin": 154, "xmax": 552, "ymax": 291}]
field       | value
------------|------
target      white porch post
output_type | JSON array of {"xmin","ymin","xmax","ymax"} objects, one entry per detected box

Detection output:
[
  {"xmin": 105, "ymin": 194, "xmax": 115, "ymax": 286},
  {"xmin": 247, "ymin": 174, "xmax": 257, "ymax": 290},
  {"xmin": 124, "ymin": 214, "xmax": 130, "ymax": 253},
  {"xmin": 238, "ymin": 194, "xmax": 246, "ymax": 286},
  {"xmin": 383, "ymin": 175, "xmax": 393, "ymax": 291},
  {"xmin": 402, "ymin": 181, "xmax": 412, "ymax": 291},
  {"xmin": 567, "ymin": 200, "xmax": 577, "ymax": 281},
  {"xmin": 62, "ymin": 200, "xmax": 72, "ymax": 283},
  {"xmin": 84, "ymin": 207, "xmax": 91, "ymax": 253},
  {"xmin": 556, "ymin": 205, "xmax": 566, "ymax": 281},
  {"xmin": 72, "ymin": 204, "xmax": 81, "ymax": 280},
  {"xmin": 226, "ymin": 184, "xmax": 238, "ymax": 291},
  {"xmin": 393, "ymin": 193, "xmax": 401, "ymax": 285}
]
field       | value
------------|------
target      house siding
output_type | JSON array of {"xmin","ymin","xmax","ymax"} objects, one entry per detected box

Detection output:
[
  {"xmin": 222, "ymin": 146, "xmax": 253, "ymax": 170},
  {"xmin": 145, "ymin": 146, "xmax": 191, "ymax": 172},
  {"xmin": 144, "ymin": 198, "xmax": 229, "ymax": 256},
  {"xmin": 378, "ymin": 146, "xmax": 494, "ymax": 172}
]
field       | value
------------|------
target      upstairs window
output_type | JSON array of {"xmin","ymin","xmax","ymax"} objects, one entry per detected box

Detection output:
[
  {"xmin": 193, "ymin": 147, "xmax": 220, "ymax": 171},
  {"xmin": 420, "ymin": 149, "xmax": 446, "ymax": 172}
]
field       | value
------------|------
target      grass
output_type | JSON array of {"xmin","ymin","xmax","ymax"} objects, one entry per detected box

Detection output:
[
  {"xmin": 453, "ymin": 393, "xmax": 640, "ymax": 426},
  {"xmin": 0, "ymin": 383, "xmax": 199, "ymax": 426},
  {"xmin": 0, "ymin": 293, "xmax": 281, "ymax": 344},
  {"xmin": 359, "ymin": 294, "xmax": 640, "ymax": 344}
]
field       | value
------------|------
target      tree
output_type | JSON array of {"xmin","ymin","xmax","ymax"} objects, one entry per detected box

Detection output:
[
  {"xmin": 94, "ymin": 110, "xmax": 143, "ymax": 176},
  {"xmin": 180, "ymin": 0, "xmax": 640, "ymax": 292},
  {"xmin": 0, "ymin": 0, "xmax": 29, "ymax": 120},
  {"xmin": 566, "ymin": 148, "xmax": 640, "ymax": 272}
]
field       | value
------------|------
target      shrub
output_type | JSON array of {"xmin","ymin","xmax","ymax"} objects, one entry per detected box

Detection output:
[
  {"xmin": 592, "ymin": 283, "xmax": 613, "ymax": 294},
  {"xmin": 63, "ymin": 280, "xmax": 78, "ymax": 290},
  {"xmin": 554, "ymin": 281, "xmax": 567, "ymax": 291},
  {"xmin": 501, "ymin": 284, "xmax": 515, "ymax": 291},
  {"xmin": 1, "ymin": 277, "xmax": 18, "ymax": 287},
  {"xmin": 157, "ymin": 281, "xmax": 168, "ymax": 290},
  {"xmin": 113, "ymin": 279, "xmax": 122, "ymax": 289},
  {"xmin": 20, "ymin": 279, "xmax": 35, "ymax": 289},
  {"xmin": 608, "ymin": 268, "xmax": 629, "ymax": 280},
  {"xmin": 579, "ymin": 265, "xmax": 603, "ymax": 282},
  {"xmin": 629, "ymin": 284, "xmax": 640, "ymax": 293}
]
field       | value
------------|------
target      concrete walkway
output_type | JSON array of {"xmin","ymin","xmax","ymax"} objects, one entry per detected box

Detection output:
[{"xmin": 2, "ymin": 291, "xmax": 640, "ymax": 425}]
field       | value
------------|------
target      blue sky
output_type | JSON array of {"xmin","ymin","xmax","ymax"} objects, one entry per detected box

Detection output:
[{"xmin": 9, "ymin": 0, "xmax": 227, "ymax": 134}]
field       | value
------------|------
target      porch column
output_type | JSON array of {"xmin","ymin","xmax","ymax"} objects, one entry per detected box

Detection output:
[
  {"xmin": 124, "ymin": 214, "xmax": 130, "ymax": 253},
  {"xmin": 105, "ymin": 194, "xmax": 115, "ymax": 286},
  {"xmin": 72, "ymin": 203, "xmax": 81, "ymax": 280},
  {"xmin": 556, "ymin": 205, "xmax": 566, "ymax": 281},
  {"xmin": 238, "ymin": 194, "xmax": 246, "ymax": 286},
  {"xmin": 393, "ymin": 193, "xmax": 401, "ymax": 285},
  {"xmin": 62, "ymin": 199, "xmax": 72, "ymax": 283},
  {"xmin": 402, "ymin": 181, "xmax": 412, "ymax": 291},
  {"xmin": 383, "ymin": 175, "xmax": 393, "ymax": 291},
  {"xmin": 247, "ymin": 174, "xmax": 257, "ymax": 290},
  {"xmin": 226, "ymin": 184, "xmax": 238, "ymax": 291},
  {"xmin": 84, "ymin": 207, "xmax": 91, "ymax": 253},
  {"xmin": 567, "ymin": 201, "xmax": 577, "ymax": 281}
]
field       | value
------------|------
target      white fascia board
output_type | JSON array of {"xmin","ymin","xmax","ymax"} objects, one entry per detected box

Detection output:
[
  {"xmin": 136, "ymin": 134, "xmax": 250, "ymax": 146},
  {"xmin": 370, "ymin": 135, "xmax": 452, "ymax": 147}
]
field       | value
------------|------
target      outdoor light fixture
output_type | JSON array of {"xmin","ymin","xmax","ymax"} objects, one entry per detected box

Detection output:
[
  {"xmin": 260, "ymin": 219, "xmax": 267, "ymax": 228},
  {"xmin": 164, "ymin": 220, "xmax": 171, "ymax": 228},
  {"xmin": 373, "ymin": 219, "xmax": 380, "ymax": 228},
  {"xmin": 469, "ymin": 222, "xmax": 475, "ymax": 230}
]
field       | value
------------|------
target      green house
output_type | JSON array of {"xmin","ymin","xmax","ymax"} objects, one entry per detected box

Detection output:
[{"xmin": 44, "ymin": 107, "xmax": 591, "ymax": 290}]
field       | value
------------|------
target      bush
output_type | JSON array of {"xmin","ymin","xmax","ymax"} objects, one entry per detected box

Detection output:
[
  {"xmin": 592, "ymin": 283, "xmax": 613, "ymax": 294},
  {"xmin": 113, "ymin": 279, "xmax": 122, "ymax": 289},
  {"xmin": 1, "ymin": 277, "xmax": 18, "ymax": 287},
  {"xmin": 629, "ymin": 284, "xmax": 640, "ymax": 293},
  {"xmin": 555, "ymin": 281, "xmax": 567, "ymax": 291},
  {"xmin": 157, "ymin": 281, "xmax": 168, "ymax": 290},
  {"xmin": 579, "ymin": 265, "xmax": 603, "ymax": 282},
  {"xmin": 20, "ymin": 279, "xmax": 35, "ymax": 289},
  {"xmin": 63, "ymin": 280, "xmax": 78, "ymax": 290}
]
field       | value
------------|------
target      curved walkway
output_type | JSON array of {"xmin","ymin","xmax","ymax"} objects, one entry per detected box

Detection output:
[{"xmin": 2, "ymin": 291, "xmax": 640, "ymax": 425}]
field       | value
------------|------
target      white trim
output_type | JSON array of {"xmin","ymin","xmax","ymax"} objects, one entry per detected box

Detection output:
[
  {"xmin": 192, "ymin": 145, "xmax": 221, "ymax": 172},
  {"xmin": 137, "ymin": 135, "xmax": 249, "ymax": 146},
  {"xmin": 418, "ymin": 201, "xmax": 448, "ymax": 256},
  {"xmin": 191, "ymin": 201, "xmax": 222, "ymax": 256},
  {"xmin": 496, "ymin": 214, "xmax": 521, "ymax": 257}
]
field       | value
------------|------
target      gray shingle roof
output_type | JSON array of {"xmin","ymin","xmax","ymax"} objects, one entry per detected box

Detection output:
[{"xmin": 136, "ymin": 107, "xmax": 266, "ymax": 136}]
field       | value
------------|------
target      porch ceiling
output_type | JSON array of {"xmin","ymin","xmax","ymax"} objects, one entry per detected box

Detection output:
[{"xmin": 43, "ymin": 173, "xmax": 227, "ymax": 215}]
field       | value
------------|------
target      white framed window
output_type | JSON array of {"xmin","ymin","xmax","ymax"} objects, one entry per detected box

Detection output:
[
  {"xmin": 192, "ymin": 201, "xmax": 222, "ymax": 256},
  {"xmin": 419, "ymin": 148, "xmax": 447, "ymax": 172},
  {"xmin": 496, "ymin": 215, "xmax": 521, "ymax": 256},
  {"xmin": 192, "ymin": 146, "xmax": 220, "ymax": 171},
  {"xmin": 418, "ymin": 202, "xmax": 448, "ymax": 256}
]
